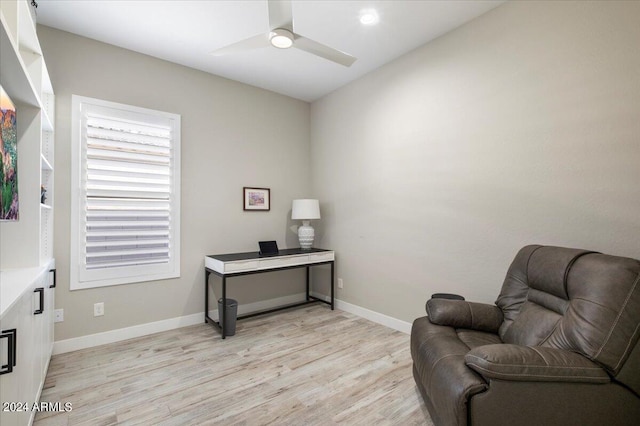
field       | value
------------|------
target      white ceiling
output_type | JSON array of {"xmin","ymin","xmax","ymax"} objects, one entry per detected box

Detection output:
[{"xmin": 36, "ymin": 0, "xmax": 505, "ymax": 102}]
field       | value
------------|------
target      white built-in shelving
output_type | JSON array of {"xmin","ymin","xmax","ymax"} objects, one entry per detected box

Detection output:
[
  {"xmin": 0, "ymin": 0, "xmax": 55, "ymax": 268},
  {"xmin": 1, "ymin": 2, "xmax": 55, "ymax": 425}
]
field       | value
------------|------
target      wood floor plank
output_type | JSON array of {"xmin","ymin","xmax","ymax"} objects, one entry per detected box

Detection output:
[{"xmin": 35, "ymin": 306, "xmax": 432, "ymax": 425}]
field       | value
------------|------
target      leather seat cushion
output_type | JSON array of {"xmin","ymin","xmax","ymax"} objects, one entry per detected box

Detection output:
[{"xmin": 457, "ymin": 329, "xmax": 502, "ymax": 349}]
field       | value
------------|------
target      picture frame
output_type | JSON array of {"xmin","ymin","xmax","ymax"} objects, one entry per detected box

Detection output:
[
  {"xmin": 1, "ymin": 85, "xmax": 19, "ymax": 221},
  {"xmin": 243, "ymin": 187, "xmax": 270, "ymax": 211}
]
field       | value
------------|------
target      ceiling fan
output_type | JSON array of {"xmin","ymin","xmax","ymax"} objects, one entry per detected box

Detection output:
[{"xmin": 211, "ymin": 0, "xmax": 357, "ymax": 67}]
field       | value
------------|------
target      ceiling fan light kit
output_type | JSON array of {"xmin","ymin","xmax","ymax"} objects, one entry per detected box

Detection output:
[
  {"xmin": 270, "ymin": 28, "xmax": 294, "ymax": 49},
  {"xmin": 212, "ymin": 0, "xmax": 357, "ymax": 67}
]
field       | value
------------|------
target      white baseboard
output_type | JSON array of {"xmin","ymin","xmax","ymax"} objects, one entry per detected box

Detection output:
[
  {"xmin": 337, "ymin": 300, "xmax": 412, "ymax": 334},
  {"xmin": 53, "ymin": 293, "xmax": 309, "ymax": 355},
  {"xmin": 53, "ymin": 312, "xmax": 205, "ymax": 355},
  {"xmin": 311, "ymin": 292, "xmax": 412, "ymax": 334},
  {"xmin": 53, "ymin": 292, "xmax": 410, "ymax": 354}
]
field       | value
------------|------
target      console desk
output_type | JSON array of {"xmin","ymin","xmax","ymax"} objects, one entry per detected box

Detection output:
[{"xmin": 204, "ymin": 248, "xmax": 335, "ymax": 338}]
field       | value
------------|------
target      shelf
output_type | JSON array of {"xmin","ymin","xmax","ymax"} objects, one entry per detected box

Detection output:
[
  {"xmin": 41, "ymin": 91, "xmax": 55, "ymax": 131},
  {"xmin": 0, "ymin": 2, "xmax": 18, "ymax": 48},
  {"xmin": 41, "ymin": 153, "xmax": 53, "ymax": 171},
  {"xmin": 17, "ymin": 0, "xmax": 40, "ymax": 55},
  {"xmin": 41, "ymin": 107, "xmax": 53, "ymax": 132},
  {"xmin": 42, "ymin": 63, "xmax": 53, "ymax": 94},
  {"xmin": 0, "ymin": 12, "xmax": 39, "ymax": 107}
]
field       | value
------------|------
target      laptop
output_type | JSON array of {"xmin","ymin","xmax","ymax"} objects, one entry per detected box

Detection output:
[{"xmin": 258, "ymin": 240, "xmax": 279, "ymax": 257}]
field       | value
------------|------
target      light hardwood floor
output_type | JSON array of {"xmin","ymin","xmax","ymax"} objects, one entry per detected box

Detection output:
[{"xmin": 34, "ymin": 305, "xmax": 432, "ymax": 425}]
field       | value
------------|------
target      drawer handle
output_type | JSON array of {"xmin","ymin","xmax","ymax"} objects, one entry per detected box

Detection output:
[
  {"xmin": 49, "ymin": 268, "xmax": 56, "ymax": 288},
  {"xmin": 34, "ymin": 287, "xmax": 45, "ymax": 315},
  {"xmin": 0, "ymin": 328, "xmax": 17, "ymax": 375}
]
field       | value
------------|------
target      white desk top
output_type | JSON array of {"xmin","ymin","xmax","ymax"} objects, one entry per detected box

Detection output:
[{"xmin": 205, "ymin": 248, "xmax": 334, "ymax": 275}]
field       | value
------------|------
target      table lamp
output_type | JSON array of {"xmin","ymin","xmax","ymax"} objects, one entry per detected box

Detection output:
[{"xmin": 292, "ymin": 199, "xmax": 321, "ymax": 249}]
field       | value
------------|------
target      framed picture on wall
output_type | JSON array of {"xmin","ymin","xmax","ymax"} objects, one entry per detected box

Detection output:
[
  {"xmin": 243, "ymin": 187, "xmax": 270, "ymax": 211},
  {"xmin": 1, "ymin": 85, "xmax": 19, "ymax": 221}
]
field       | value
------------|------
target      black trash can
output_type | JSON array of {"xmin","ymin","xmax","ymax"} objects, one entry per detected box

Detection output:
[{"xmin": 217, "ymin": 298, "xmax": 238, "ymax": 336}]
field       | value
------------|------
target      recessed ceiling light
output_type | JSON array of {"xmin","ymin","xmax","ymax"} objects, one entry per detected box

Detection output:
[
  {"xmin": 270, "ymin": 28, "xmax": 294, "ymax": 49},
  {"xmin": 359, "ymin": 9, "xmax": 379, "ymax": 25}
]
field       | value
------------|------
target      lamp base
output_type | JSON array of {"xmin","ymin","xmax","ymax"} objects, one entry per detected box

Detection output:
[{"xmin": 298, "ymin": 220, "xmax": 315, "ymax": 250}]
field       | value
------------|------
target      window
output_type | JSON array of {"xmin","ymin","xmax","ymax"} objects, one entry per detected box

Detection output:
[{"xmin": 70, "ymin": 96, "xmax": 180, "ymax": 290}]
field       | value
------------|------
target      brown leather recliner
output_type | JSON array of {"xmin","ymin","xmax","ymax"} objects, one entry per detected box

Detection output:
[{"xmin": 411, "ymin": 245, "xmax": 640, "ymax": 426}]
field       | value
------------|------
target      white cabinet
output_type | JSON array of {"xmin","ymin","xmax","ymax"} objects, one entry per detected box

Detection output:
[
  {"xmin": 0, "ymin": 265, "xmax": 55, "ymax": 426},
  {"xmin": 0, "ymin": 0, "xmax": 55, "ymax": 268},
  {"xmin": 0, "ymin": 291, "xmax": 28, "ymax": 426}
]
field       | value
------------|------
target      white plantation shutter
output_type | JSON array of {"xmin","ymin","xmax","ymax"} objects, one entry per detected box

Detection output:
[{"xmin": 71, "ymin": 96, "xmax": 180, "ymax": 289}]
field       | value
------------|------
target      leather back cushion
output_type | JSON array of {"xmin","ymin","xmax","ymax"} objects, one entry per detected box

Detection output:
[{"xmin": 496, "ymin": 245, "xmax": 640, "ymax": 376}]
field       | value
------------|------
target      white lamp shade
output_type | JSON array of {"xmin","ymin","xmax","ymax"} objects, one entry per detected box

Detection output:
[{"xmin": 292, "ymin": 199, "xmax": 321, "ymax": 220}]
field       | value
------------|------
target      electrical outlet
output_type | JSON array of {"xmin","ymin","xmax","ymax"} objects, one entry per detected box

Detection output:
[
  {"xmin": 338, "ymin": 278, "xmax": 344, "ymax": 289},
  {"xmin": 54, "ymin": 309, "xmax": 64, "ymax": 323},
  {"xmin": 94, "ymin": 302, "xmax": 104, "ymax": 317}
]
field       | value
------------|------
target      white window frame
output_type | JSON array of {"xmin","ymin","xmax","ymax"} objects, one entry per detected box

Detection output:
[{"xmin": 70, "ymin": 95, "xmax": 181, "ymax": 290}]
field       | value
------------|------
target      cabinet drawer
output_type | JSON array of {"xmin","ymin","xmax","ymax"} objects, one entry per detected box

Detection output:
[
  {"xmin": 259, "ymin": 256, "xmax": 306, "ymax": 269},
  {"xmin": 309, "ymin": 252, "xmax": 334, "ymax": 262},
  {"xmin": 225, "ymin": 260, "xmax": 258, "ymax": 272}
]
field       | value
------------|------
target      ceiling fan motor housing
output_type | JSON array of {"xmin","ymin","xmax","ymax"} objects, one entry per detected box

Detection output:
[{"xmin": 269, "ymin": 28, "xmax": 294, "ymax": 49}]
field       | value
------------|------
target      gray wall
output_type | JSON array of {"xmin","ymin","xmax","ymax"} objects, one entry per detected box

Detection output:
[
  {"xmin": 40, "ymin": 0, "xmax": 640, "ymax": 341},
  {"xmin": 39, "ymin": 26, "xmax": 311, "ymax": 341},
  {"xmin": 310, "ymin": 1, "xmax": 640, "ymax": 321}
]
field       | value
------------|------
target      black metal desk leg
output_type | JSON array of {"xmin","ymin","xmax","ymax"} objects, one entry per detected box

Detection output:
[
  {"xmin": 331, "ymin": 261, "xmax": 335, "ymax": 310},
  {"xmin": 306, "ymin": 266, "xmax": 310, "ymax": 301},
  {"xmin": 205, "ymin": 271, "xmax": 210, "ymax": 324},
  {"xmin": 221, "ymin": 276, "xmax": 226, "ymax": 339}
]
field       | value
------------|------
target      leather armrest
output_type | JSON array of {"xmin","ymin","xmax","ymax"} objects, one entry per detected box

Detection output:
[
  {"xmin": 465, "ymin": 344, "xmax": 610, "ymax": 383},
  {"xmin": 426, "ymin": 299, "xmax": 503, "ymax": 333}
]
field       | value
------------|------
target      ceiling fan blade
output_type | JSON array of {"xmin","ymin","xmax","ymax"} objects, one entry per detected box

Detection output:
[
  {"xmin": 210, "ymin": 33, "xmax": 270, "ymax": 56},
  {"xmin": 293, "ymin": 36, "xmax": 357, "ymax": 67},
  {"xmin": 268, "ymin": 0, "xmax": 293, "ymax": 32}
]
